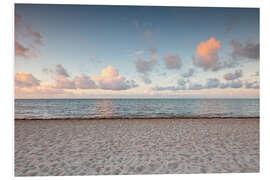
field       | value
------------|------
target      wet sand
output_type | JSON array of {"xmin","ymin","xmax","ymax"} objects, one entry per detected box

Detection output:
[{"xmin": 15, "ymin": 118, "xmax": 259, "ymax": 176}]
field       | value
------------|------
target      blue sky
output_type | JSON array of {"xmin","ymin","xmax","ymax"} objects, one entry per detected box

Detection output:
[{"xmin": 15, "ymin": 4, "xmax": 259, "ymax": 98}]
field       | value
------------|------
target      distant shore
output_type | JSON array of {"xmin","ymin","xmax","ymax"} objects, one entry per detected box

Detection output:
[{"xmin": 15, "ymin": 118, "xmax": 259, "ymax": 176}]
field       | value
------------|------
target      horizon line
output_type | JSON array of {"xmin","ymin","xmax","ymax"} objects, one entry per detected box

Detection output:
[{"xmin": 14, "ymin": 97, "xmax": 260, "ymax": 100}]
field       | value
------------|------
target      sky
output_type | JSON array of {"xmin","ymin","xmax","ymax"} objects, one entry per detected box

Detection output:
[{"xmin": 14, "ymin": 4, "xmax": 259, "ymax": 99}]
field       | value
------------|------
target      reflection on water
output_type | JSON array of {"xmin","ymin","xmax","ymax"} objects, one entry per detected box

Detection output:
[
  {"xmin": 15, "ymin": 99, "xmax": 259, "ymax": 119},
  {"xmin": 95, "ymin": 100, "xmax": 116, "ymax": 117}
]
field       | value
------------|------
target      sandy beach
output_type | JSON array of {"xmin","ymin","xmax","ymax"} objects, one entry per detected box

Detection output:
[{"xmin": 15, "ymin": 118, "xmax": 259, "ymax": 176}]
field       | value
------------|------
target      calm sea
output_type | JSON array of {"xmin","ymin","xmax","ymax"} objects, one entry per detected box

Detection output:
[{"xmin": 14, "ymin": 99, "xmax": 259, "ymax": 119}]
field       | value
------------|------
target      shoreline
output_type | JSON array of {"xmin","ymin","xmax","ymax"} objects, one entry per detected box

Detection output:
[{"xmin": 15, "ymin": 116, "xmax": 260, "ymax": 121}]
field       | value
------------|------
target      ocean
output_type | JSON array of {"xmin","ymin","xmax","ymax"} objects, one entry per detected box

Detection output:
[{"xmin": 14, "ymin": 99, "xmax": 259, "ymax": 119}]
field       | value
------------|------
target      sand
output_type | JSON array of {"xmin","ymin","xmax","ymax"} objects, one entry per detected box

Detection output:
[{"xmin": 15, "ymin": 118, "xmax": 259, "ymax": 176}]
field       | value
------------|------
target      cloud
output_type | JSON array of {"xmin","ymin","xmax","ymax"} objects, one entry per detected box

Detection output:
[
  {"xmin": 15, "ymin": 72, "xmax": 40, "ymax": 88},
  {"xmin": 15, "ymin": 66, "xmax": 138, "ymax": 98},
  {"xmin": 160, "ymin": 72, "xmax": 167, "ymax": 76},
  {"xmin": 15, "ymin": 71, "xmax": 73, "ymax": 98},
  {"xmin": 177, "ymin": 79, "xmax": 188, "ymax": 87},
  {"xmin": 74, "ymin": 75, "xmax": 97, "ymax": 89},
  {"xmin": 29, "ymin": 30, "xmax": 43, "ymax": 45},
  {"xmin": 55, "ymin": 74, "xmax": 97, "ymax": 90},
  {"xmin": 189, "ymin": 79, "xmax": 243, "ymax": 90},
  {"xmin": 14, "ymin": 41, "xmax": 32, "ymax": 58},
  {"xmin": 223, "ymin": 69, "xmax": 243, "ymax": 81},
  {"xmin": 230, "ymin": 80, "xmax": 243, "ymax": 88},
  {"xmin": 54, "ymin": 65, "xmax": 95, "ymax": 90},
  {"xmin": 245, "ymin": 81, "xmax": 259, "ymax": 89},
  {"xmin": 152, "ymin": 86, "xmax": 186, "ymax": 91},
  {"xmin": 42, "ymin": 65, "xmax": 137, "ymax": 91},
  {"xmin": 220, "ymin": 81, "xmax": 243, "ymax": 89},
  {"xmin": 135, "ymin": 48, "xmax": 158, "ymax": 75},
  {"xmin": 149, "ymin": 47, "xmax": 158, "ymax": 62},
  {"xmin": 213, "ymin": 80, "xmax": 243, "ymax": 89},
  {"xmin": 189, "ymin": 83, "xmax": 204, "ymax": 90},
  {"xmin": 153, "ymin": 77, "xmax": 246, "ymax": 91},
  {"xmin": 253, "ymin": 71, "xmax": 259, "ymax": 77},
  {"xmin": 193, "ymin": 37, "xmax": 221, "ymax": 70},
  {"xmin": 38, "ymin": 85, "xmax": 65, "ymax": 94},
  {"xmin": 15, "ymin": 13, "xmax": 23, "ymax": 28},
  {"xmin": 141, "ymin": 75, "xmax": 152, "ymax": 84},
  {"xmin": 15, "ymin": 84, "xmax": 67, "ymax": 98},
  {"xmin": 135, "ymin": 29, "xmax": 158, "ymax": 84},
  {"xmin": 15, "ymin": 14, "xmax": 43, "ymax": 59},
  {"xmin": 55, "ymin": 64, "xmax": 70, "ymax": 77},
  {"xmin": 52, "ymin": 65, "xmax": 75, "ymax": 89},
  {"xmin": 35, "ymin": 85, "xmax": 65, "ymax": 95},
  {"xmin": 204, "ymin": 78, "xmax": 220, "ymax": 89},
  {"xmin": 54, "ymin": 76, "xmax": 76, "ymax": 89},
  {"xmin": 230, "ymin": 40, "xmax": 259, "ymax": 60},
  {"xmin": 93, "ymin": 66, "xmax": 138, "ymax": 90},
  {"xmin": 42, "ymin": 68, "xmax": 54, "ymax": 75},
  {"xmin": 152, "ymin": 79, "xmax": 187, "ymax": 91},
  {"xmin": 220, "ymin": 83, "xmax": 230, "ymax": 89},
  {"xmin": 15, "ymin": 14, "xmax": 43, "ymax": 45},
  {"xmin": 182, "ymin": 68, "xmax": 195, "ymax": 78},
  {"xmin": 164, "ymin": 52, "xmax": 182, "ymax": 70},
  {"xmin": 135, "ymin": 48, "xmax": 158, "ymax": 84},
  {"xmin": 42, "ymin": 64, "xmax": 70, "ymax": 78},
  {"xmin": 135, "ymin": 58, "xmax": 155, "ymax": 75},
  {"xmin": 211, "ymin": 59, "xmax": 237, "ymax": 71}
]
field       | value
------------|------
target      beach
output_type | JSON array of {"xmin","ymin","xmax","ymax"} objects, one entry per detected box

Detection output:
[{"xmin": 15, "ymin": 118, "xmax": 259, "ymax": 176}]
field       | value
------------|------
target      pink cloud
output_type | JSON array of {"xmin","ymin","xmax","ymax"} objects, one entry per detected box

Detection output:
[
  {"xmin": 14, "ymin": 71, "xmax": 70, "ymax": 98},
  {"xmin": 15, "ymin": 85, "xmax": 67, "ymax": 99},
  {"xmin": 15, "ymin": 72, "xmax": 40, "ymax": 88},
  {"xmin": 49, "ymin": 65, "xmax": 75, "ymax": 89},
  {"xmin": 14, "ymin": 41, "xmax": 31, "ymax": 58},
  {"xmin": 16, "ymin": 65, "xmax": 138, "ymax": 98},
  {"xmin": 135, "ymin": 58, "xmax": 154, "ymax": 75},
  {"xmin": 15, "ymin": 14, "xmax": 43, "ymax": 59},
  {"xmin": 193, "ymin": 37, "xmax": 221, "ymax": 70},
  {"xmin": 149, "ymin": 47, "xmax": 158, "ymax": 62},
  {"xmin": 93, "ymin": 66, "xmax": 138, "ymax": 90},
  {"xmin": 39, "ymin": 85, "xmax": 65, "ymax": 94},
  {"xmin": 54, "ymin": 76, "xmax": 76, "ymax": 89},
  {"xmin": 31, "ymin": 31, "xmax": 43, "ymax": 45},
  {"xmin": 164, "ymin": 52, "xmax": 182, "ymax": 70}
]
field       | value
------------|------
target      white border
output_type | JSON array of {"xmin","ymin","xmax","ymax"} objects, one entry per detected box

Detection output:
[{"xmin": 1, "ymin": 0, "xmax": 270, "ymax": 180}]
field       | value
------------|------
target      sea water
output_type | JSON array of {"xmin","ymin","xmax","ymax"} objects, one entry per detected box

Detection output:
[{"xmin": 15, "ymin": 99, "xmax": 259, "ymax": 119}]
